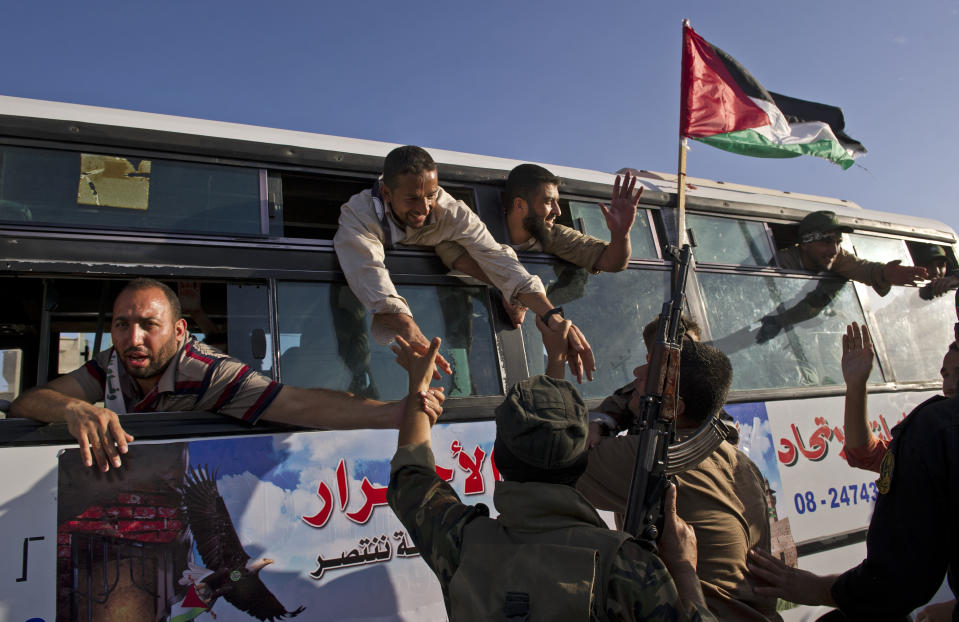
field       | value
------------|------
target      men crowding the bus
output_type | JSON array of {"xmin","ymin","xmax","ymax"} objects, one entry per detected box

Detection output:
[
  {"xmin": 386, "ymin": 325, "xmax": 717, "ymax": 620},
  {"xmin": 575, "ymin": 317, "xmax": 780, "ymax": 621},
  {"xmin": 8, "ymin": 278, "xmax": 444, "ymax": 472},
  {"xmin": 332, "ymin": 145, "xmax": 596, "ymax": 382},
  {"xmin": 748, "ymin": 332, "xmax": 959, "ymax": 621}
]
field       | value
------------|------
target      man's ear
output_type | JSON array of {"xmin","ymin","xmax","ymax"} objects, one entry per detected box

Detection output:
[
  {"xmin": 379, "ymin": 182, "xmax": 393, "ymax": 205},
  {"xmin": 175, "ymin": 318, "xmax": 188, "ymax": 345},
  {"xmin": 512, "ymin": 196, "xmax": 527, "ymax": 215}
]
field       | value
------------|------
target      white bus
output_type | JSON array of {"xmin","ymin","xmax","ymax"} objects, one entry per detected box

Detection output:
[{"xmin": 0, "ymin": 95, "xmax": 954, "ymax": 621}]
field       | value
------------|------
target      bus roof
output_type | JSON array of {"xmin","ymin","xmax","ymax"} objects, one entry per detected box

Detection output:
[{"xmin": 0, "ymin": 95, "xmax": 954, "ymax": 242}]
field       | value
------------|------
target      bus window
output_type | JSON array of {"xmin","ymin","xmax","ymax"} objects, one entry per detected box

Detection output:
[
  {"xmin": 699, "ymin": 272, "xmax": 878, "ymax": 390},
  {"xmin": 846, "ymin": 233, "xmax": 913, "ymax": 265},
  {"xmin": 860, "ymin": 287, "xmax": 955, "ymax": 383},
  {"xmin": 276, "ymin": 281, "xmax": 499, "ymax": 400},
  {"xmin": 687, "ymin": 214, "xmax": 775, "ymax": 266},
  {"xmin": 566, "ymin": 201, "xmax": 659, "ymax": 259},
  {"xmin": 0, "ymin": 145, "xmax": 262, "ymax": 235},
  {"xmin": 518, "ymin": 264, "xmax": 670, "ymax": 398},
  {"xmin": 278, "ymin": 172, "xmax": 479, "ymax": 240}
]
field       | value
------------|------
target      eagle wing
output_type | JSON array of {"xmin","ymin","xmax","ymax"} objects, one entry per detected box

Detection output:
[
  {"xmin": 229, "ymin": 575, "xmax": 306, "ymax": 621},
  {"xmin": 181, "ymin": 465, "xmax": 249, "ymax": 571}
]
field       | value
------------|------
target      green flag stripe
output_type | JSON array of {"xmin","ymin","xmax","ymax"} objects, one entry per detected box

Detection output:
[{"xmin": 695, "ymin": 129, "xmax": 855, "ymax": 170}]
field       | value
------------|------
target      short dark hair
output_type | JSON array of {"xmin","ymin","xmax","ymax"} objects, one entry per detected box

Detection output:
[
  {"xmin": 382, "ymin": 145, "xmax": 436, "ymax": 189},
  {"xmin": 504, "ymin": 164, "xmax": 560, "ymax": 213},
  {"xmin": 678, "ymin": 340, "xmax": 732, "ymax": 425},
  {"xmin": 116, "ymin": 278, "xmax": 182, "ymax": 321},
  {"xmin": 642, "ymin": 316, "xmax": 702, "ymax": 351}
]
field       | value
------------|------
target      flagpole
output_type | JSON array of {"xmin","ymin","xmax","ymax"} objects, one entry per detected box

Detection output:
[{"xmin": 676, "ymin": 18, "xmax": 689, "ymax": 251}]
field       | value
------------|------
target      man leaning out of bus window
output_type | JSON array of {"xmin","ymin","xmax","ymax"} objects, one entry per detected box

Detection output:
[
  {"xmin": 438, "ymin": 163, "xmax": 644, "ymax": 323},
  {"xmin": 575, "ymin": 318, "xmax": 782, "ymax": 622},
  {"xmin": 8, "ymin": 278, "xmax": 444, "ymax": 473},
  {"xmin": 333, "ymin": 145, "xmax": 594, "ymax": 382},
  {"xmin": 747, "ymin": 334, "xmax": 959, "ymax": 621},
  {"xmin": 757, "ymin": 211, "xmax": 928, "ymax": 342},
  {"xmin": 386, "ymin": 325, "xmax": 716, "ymax": 621},
  {"xmin": 776, "ymin": 210, "xmax": 927, "ymax": 291}
]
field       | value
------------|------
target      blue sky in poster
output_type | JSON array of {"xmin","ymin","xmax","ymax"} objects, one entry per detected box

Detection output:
[
  {"xmin": 1, "ymin": 1, "xmax": 956, "ymax": 238},
  {"xmin": 724, "ymin": 401, "xmax": 782, "ymax": 498}
]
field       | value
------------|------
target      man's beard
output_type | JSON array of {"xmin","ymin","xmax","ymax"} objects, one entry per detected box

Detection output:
[
  {"xmin": 522, "ymin": 212, "xmax": 551, "ymax": 245},
  {"xmin": 121, "ymin": 339, "xmax": 179, "ymax": 379}
]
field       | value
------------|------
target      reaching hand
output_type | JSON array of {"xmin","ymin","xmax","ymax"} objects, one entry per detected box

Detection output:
[
  {"xmin": 501, "ymin": 298, "xmax": 527, "ymax": 328},
  {"xmin": 915, "ymin": 599, "xmax": 956, "ymax": 622},
  {"xmin": 747, "ymin": 548, "xmax": 836, "ymax": 606},
  {"xmin": 841, "ymin": 322, "xmax": 874, "ymax": 386},
  {"xmin": 599, "ymin": 172, "xmax": 643, "ymax": 237},
  {"xmin": 392, "ymin": 336, "xmax": 442, "ymax": 393},
  {"xmin": 883, "ymin": 260, "xmax": 927, "ymax": 286},
  {"xmin": 64, "ymin": 402, "xmax": 134, "ymax": 472},
  {"xmin": 563, "ymin": 320, "xmax": 595, "ymax": 383}
]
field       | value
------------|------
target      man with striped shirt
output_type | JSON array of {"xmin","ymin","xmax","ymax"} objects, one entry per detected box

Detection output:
[{"xmin": 10, "ymin": 278, "xmax": 442, "ymax": 472}]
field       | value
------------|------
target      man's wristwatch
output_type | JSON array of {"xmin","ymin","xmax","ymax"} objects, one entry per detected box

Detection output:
[{"xmin": 540, "ymin": 306, "xmax": 565, "ymax": 325}]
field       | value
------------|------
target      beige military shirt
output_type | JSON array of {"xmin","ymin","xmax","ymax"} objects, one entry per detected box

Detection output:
[
  {"xmin": 333, "ymin": 185, "xmax": 545, "ymax": 316},
  {"xmin": 510, "ymin": 223, "xmax": 609, "ymax": 273}
]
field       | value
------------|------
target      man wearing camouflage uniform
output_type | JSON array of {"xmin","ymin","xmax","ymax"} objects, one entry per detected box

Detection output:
[{"xmin": 386, "ymin": 329, "xmax": 716, "ymax": 621}]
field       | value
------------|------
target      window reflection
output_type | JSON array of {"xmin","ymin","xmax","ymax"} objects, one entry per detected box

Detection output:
[
  {"xmin": 687, "ymin": 214, "xmax": 773, "ymax": 266},
  {"xmin": 861, "ymin": 286, "xmax": 954, "ymax": 382},
  {"xmin": 700, "ymin": 273, "xmax": 876, "ymax": 390},
  {"xmin": 277, "ymin": 282, "xmax": 499, "ymax": 401},
  {"xmin": 566, "ymin": 201, "xmax": 658, "ymax": 259},
  {"xmin": 520, "ymin": 264, "xmax": 670, "ymax": 398}
]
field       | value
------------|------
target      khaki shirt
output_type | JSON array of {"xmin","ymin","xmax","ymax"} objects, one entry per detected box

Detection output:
[
  {"xmin": 577, "ymin": 434, "xmax": 781, "ymax": 621},
  {"xmin": 777, "ymin": 246, "xmax": 891, "ymax": 296},
  {"xmin": 333, "ymin": 185, "xmax": 545, "ymax": 316},
  {"xmin": 70, "ymin": 337, "xmax": 280, "ymax": 423},
  {"xmin": 511, "ymin": 223, "xmax": 609, "ymax": 272}
]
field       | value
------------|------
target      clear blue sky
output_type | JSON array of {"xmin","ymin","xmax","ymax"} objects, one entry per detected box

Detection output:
[{"xmin": 3, "ymin": 1, "xmax": 957, "ymax": 236}]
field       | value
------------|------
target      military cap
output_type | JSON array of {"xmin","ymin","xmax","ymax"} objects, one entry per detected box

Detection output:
[
  {"xmin": 798, "ymin": 210, "xmax": 853, "ymax": 244},
  {"xmin": 494, "ymin": 375, "xmax": 587, "ymax": 471},
  {"xmin": 912, "ymin": 244, "xmax": 947, "ymax": 267}
]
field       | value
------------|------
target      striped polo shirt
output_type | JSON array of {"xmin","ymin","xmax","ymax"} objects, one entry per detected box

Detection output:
[{"xmin": 70, "ymin": 336, "xmax": 281, "ymax": 424}]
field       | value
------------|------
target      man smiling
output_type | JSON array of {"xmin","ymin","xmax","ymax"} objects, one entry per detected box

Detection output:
[{"xmin": 776, "ymin": 210, "xmax": 926, "ymax": 294}]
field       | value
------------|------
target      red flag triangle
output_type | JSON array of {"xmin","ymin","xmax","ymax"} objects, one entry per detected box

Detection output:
[
  {"xmin": 182, "ymin": 584, "xmax": 210, "ymax": 610},
  {"xmin": 680, "ymin": 24, "xmax": 769, "ymax": 138}
]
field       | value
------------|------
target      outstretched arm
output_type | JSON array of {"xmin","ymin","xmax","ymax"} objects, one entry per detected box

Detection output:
[
  {"xmin": 392, "ymin": 336, "xmax": 443, "ymax": 448},
  {"xmin": 841, "ymin": 322, "xmax": 874, "ymax": 451},
  {"xmin": 594, "ymin": 172, "xmax": 643, "ymax": 273},
  {"xmin": 883, "ymin": 260, "xmax": 927, "ymax": 286},
  {"xmin": 535, "ymin": 316, "xmax": 571, "ymax": 378},
  {"xmin": 261, "ymin": 382, "xmax": 444, "ymax": 431},
  {"xmin": 10, "ymin": 375, "xmax": 133, "ymax": 472}
]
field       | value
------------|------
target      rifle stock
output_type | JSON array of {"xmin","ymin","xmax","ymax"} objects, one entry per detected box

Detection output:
[{"xmin": 622, "ymin": 244, "xmax": 692, "ymax": 543}]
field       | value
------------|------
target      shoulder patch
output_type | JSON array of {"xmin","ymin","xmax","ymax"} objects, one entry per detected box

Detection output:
[{"xmin": 877, "ymin": 450, "xmax": 895, "ymax": 495}]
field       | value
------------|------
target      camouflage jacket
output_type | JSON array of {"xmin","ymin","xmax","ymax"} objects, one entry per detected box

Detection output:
[{"xmin": 387, "ymin": 442, "xmax": 716, "ymax": 621}]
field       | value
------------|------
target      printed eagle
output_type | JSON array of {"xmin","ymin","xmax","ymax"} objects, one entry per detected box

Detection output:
[{"xmin": 180, "ymin": 466, "xmax": 305, "ymax": 621}]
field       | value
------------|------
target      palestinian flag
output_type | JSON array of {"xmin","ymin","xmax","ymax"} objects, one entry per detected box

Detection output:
[
  {"xmin": 170, "ymin": 584, "xmax": 210, "ymax": 622},
  {"xmin": 680, "ymin": 23, "xmax": 865, "ymax": 169}
]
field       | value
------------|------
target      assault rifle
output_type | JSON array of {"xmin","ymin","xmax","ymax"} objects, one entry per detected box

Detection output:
[{"xmin": 622, "ymin": 244, "xmax": 690, "ymax": 543}]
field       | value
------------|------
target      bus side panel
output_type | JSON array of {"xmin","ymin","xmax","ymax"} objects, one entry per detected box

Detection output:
[
  {"xmin": 0, "ymin": 422, "xmax": 498, "ymax": 622},
  {"xmin": 0, "ymin": 445, "xmax": 62, "ymax": 622}
]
